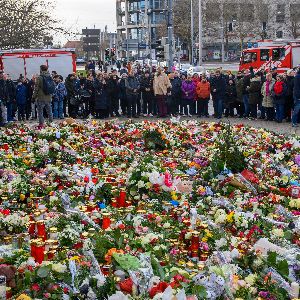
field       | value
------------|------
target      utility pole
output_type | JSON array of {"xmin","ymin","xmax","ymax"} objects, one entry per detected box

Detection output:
[
  {"xmin": 198, "ymin": 0, "xmax": 203, "ymax": 66},
  {"xmin": 191, "ymin": 0, "xmax": 194, "ymax": 65},
  {"xmin": 167, "ymin": 0, "xmax": 173, "ymax": 72},
  {"xmin": 221, "ymin": 4, "xmax": 225, "ymax": 63}
]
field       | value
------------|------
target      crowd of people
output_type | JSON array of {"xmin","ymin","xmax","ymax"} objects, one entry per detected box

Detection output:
[{"xmin": 0, "ymin": 62, "xmax": 300, "ymax": 128}]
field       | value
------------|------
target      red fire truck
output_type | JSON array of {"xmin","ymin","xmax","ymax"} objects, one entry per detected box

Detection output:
[
  {"xmin": 239, "ymin": 40, "xmax": 300, "ymax": 73},
  {"xmin": 0, "ymin": 49, "xmax": 77, "ymax": 79}
]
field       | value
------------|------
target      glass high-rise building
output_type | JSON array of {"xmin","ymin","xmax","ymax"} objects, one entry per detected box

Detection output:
[{"xmin": 116, "ymin": 0, "xmax": 167, "ymax": 59}]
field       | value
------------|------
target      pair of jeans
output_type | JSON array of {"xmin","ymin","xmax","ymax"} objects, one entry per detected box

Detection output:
[
  {"xmin": 37, "ymin": 100, "xmax": 53, "ymax": 125},
  {"xmin": 7, "ymin": 102, "xmax": 14, "ymax": 121},
  {"xmin": 156, "ymin": 95, "xmax": 168, "ymax": 117},
  {"xmin": 198, "ymin": 99, "xmax": 209, "ymax": 116},
  {"xmin": 127, "ymin": 94, "xmax": 137, "ymax": 117},
  {"xmin": 243, "ymin": 94, "xmax": 250, "ymax": 117},
  {"xmin": 275, "ymin": 103, "xmax": 285, "ymax": 122},
  {"xmin": 292, "ymin": 100, "xmax": 300, "ymax": 125},
  {"xmin": 216, "ymin": 98, "xmax": 223, "ymax": 119},
  {"xmin": 17, "ymin": 103, "xmax": 26, "ymax": 121},
  {"xmin": 142, "ymin": 92, "xmax": 153, "ymax": 115},
  {"xmin": 53, "ymin": 100, "xmax": 64, "ymax": 119}
]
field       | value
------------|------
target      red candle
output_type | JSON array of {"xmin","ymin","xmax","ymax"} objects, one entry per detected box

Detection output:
[
  {"xmin": 118, "ymin": 190, "xmax": 127, "ymax": 208},
  {"xmin": 36, "ymin": 221, "xmax": 46, "ymax": 240},
  {"xmin": 28, "ymin": 221, "xmax": 36, "ymax": 235},
  {"xmin": 35, "ymin": 243, "xmax": 45, "ymax": 264},
  {"xmin": 102, "ymin": 214, "xmax": 111, "ymax": 229},
  {"xmin": 190, "ymin": 232, "xmax": 200, "ymax": 251},
  {"xmin": 30, "ymin": 242, "xmax": 37, "ymax": 259}
]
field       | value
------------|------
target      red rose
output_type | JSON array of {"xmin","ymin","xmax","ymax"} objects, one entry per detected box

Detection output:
[
  {"xmin": 119, "ymin": 278, "xmax": 133, "ymax": 294},
  {"xmin": 31, "ymin": 283, "xmax": 40, "ymax": 291},
  {"xmin": 149, "ymin": 282, "xmax": 169, "ymax": 298}
]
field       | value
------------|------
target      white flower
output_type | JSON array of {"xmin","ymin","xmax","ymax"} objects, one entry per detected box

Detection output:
[
  {"xmin": 52, "ymin": 263, "xmax": 67, "ymax": 273},
  {"xmin": 215, "ymin": 238, "xmax": 227, "ymax": 249},
  {"xmin": 245, "ymin": 274, "xmax": 257, "ymax": 286},
  {"xmin": 163, "ymin": 222, "xmax": 171, "ymax": 229},
  {"xmin": 272, "ymin": 228, "xmax": 284, "ymax": 238}
]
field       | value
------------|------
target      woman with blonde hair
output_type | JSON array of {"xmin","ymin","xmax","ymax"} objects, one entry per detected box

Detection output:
[{"xmin": 261, "ymin": 72, "xmax": 275, "ymax": 121}]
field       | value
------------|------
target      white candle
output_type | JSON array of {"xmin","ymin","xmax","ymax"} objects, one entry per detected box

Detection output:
[{"xmin": 291, "ymin": 282, "xmax": 299, "ymax": 299}]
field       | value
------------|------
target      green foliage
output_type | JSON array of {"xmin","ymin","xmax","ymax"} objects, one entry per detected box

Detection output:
[
  {"xmin": 267, "ymin": 252, "xmax": 289, "ymax": 278},
  {"xmin": 211, "ymin": 124, "xmax": 246, "ymax": 175},
  {"xmin": 113, "ymin": 253, "xmax": 141, "ymax": 271},
  {"xmin": 144, "ymin": 128, "xmax": 170, "ymax": 150}
]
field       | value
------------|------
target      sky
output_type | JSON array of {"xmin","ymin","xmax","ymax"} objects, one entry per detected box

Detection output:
[{"xmin": 54, "ymin": 0, "xmax": 116, "ymax": 44}]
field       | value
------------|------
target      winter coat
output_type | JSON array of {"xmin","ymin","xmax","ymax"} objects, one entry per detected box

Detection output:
[
  {"xmin": 0, "ymin": 79, "xmax": 9, "ymax": 105},
  {"xmin": 65, "ymin": 76, "xmax": 76, "ymax": 98},
  {"xmin": 54, "ymin": 82, "xmax": 67, "ymax": 102},
  {"xmin": 94, "ymin": 79, "xmax": 108, "ymax": 110},
  {"xmin": 32, "ymin": 70, "xmax": 52, "ymax": 102},
  {"xmin": 153, "ymin": 73, "xmax": 171, "ymax": 96},
  {"xmin": 118, "ymin": 79, "xmax": 127, "ymax": 99},
  {"xmin": 235, "ymin": 77, "xmax": 244, "ymax": 103},
  {"xmin": 293, "ymin": 72, "xmax": 300, "ymax": 101},
  {"xmin": 181, "ymin": 80, "xmax": 196, "ymax": 100},
  {"xmin": 107, "ymin": 78, "xmax": 120, "ymax": 98},
  {"xmin": 6, "ymin": 79, "xmax": 16, "ymax": 103},
  {"xmin": 272, "ymin": 81, "xmax": 288, "ymax": 105},
  {"xmin": 140, "ymin": 76, "xmax": 153, "ymax": 93},
  {"xmin": 225, "ymin": 83, "xmax": 237, "ymax": 104},
  {"xmin": 16, "ymin": 84, "xmax": 27, "ymax": 105},
  {"xmin": 196, "ymin": 81, "xmax": 210, "ymax": 99},
  {"xmin": 242, "ymin": 75, "xmax": 251, "ymax": 95},
  {"xmin": 248, "ymin": 77, "xmax": 262, "ymax": 105},
  {"xmin": 261, "ymin": 79, "xmax": 275, "ymax": 108},
  {"xmin": 210, "ymin": 76, "xmax": 227, "ymax": 99},
  {"xmin": 125, "ymin": 76, "xmax": 140, "ymax": 96},
  {"xmin": 170, "ymin": 77, "xmax": 182, "ymax": 97}
]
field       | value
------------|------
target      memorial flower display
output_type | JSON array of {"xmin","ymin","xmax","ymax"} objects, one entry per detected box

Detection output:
[{"xmin": 0, "ymin": 119, "xmax": 299, "ymax": 300}]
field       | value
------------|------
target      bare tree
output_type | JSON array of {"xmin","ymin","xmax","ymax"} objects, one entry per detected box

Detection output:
[
  {"xmin": 0, "ymin": 0, "xmax": 67, "ymax": 49},
  {"xmin": 290, "ymin": 4, "xmax": 300, "ymax": 39}
]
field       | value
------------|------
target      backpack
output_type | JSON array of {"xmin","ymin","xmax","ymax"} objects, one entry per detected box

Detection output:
[
  {"xmin": 273, "ymin": 81, "xmax": 284, "ymax": 96},
  {"xmin": 42, "ymin": 75, "xmax": 56, "ymax": 95}
]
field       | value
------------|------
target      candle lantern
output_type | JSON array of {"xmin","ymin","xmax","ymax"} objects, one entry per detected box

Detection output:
[
  {"xmin": 28, "ymin": 221, "xmax": 36, "ymax": 236},
  {"xmin": 118, "ymin": 190, "xmax": 127, "ymax": 208},
  {"xmin": 102, "ymin": 213, "xmax": 111, "ymax": 229},
  {"xmin": 36, "ymin": 221, "xmax": 47, "ymax": 241},
  {"xmin": 49, "ymin": 227, "xmax": 58, "ymax": 240},
  {"xmin": 35, "ymin": 241, "xmax": 45, "ymax": 264}
]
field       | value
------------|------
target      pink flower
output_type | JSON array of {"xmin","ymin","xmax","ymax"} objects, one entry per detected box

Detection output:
[
  {"xmin": 44, "ymin": 293, "xmax": 51, "ymax": 298},
  {"xmin": 295, "ymin": 154, "xmax": 300, "ymax": 166},
  {"xmin": 31, "ymin": 283, "xmax": 40, "ymax": 291}
]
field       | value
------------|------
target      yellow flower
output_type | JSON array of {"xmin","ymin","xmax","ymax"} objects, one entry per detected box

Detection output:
[
  {"xmin": 16, "ymin": 295, "xmax": 32, "ymax": 300},
  {"xmin": 204, "ymin": 229, "xmax": 213, "ymax": 238},
  {"xmin": 20, "ymin": 194, "xmax": 26, "ymax": 201},
  {"xmin": 227, "ymin": 212, "xmax": 235, "ymax": 223},
  {"xmin": 202, "ymin": 237, "xmax": 208, "ymax": 242},
  {"xmin": 69, "ymin": 256, "xmax": 81, "ymax": 262}
]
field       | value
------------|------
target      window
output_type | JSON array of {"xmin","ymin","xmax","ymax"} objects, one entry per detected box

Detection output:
[
  {"xmin": 276, "ymin": 31, "xmax": 283, "ymax": 38},
  {"xmin": 276, "ymin": 5, "xmax": 285, "ymax": 23},
  {"xmin": 262, "ymin": 22, "xmax": 267, "ymax": 31},
  {"xmin": 260, "ymin": 49, "xmax": 269, "ymax": 61},
  {"xmin": 272, "ymin": 48, "xmax": 285, "ymax": 61},
  {"xmin": 242, "ymin": 52, "xmax": 257, "ymax": 64}
]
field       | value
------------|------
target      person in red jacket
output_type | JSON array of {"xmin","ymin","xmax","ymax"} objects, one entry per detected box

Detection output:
[{"xmin": 196, "ymin": 75, "xmax": 211, "ymax": 117}]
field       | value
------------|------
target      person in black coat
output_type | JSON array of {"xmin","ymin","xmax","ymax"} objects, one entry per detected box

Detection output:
[
  {"xmin": 107, "ymin": 74, "xmax": 120, "ymax": 117},
  {"xmin": 170, "ymin": 71, "xmax": 182, "ymax": 116},
  {"xmin": 225, "ymin": 79, "xmax": 237, "ymax": 117},
  {"xmin": 242, "ymin": 69, "xmax": 251, "ymax": 117},
  {"xmin": 86, "ymin": 74, "xmax": 95, "ymax": 116},
  {"xmin": 94, "ymin": 73, "xmax": 108, "ymax": 119},
  {"xmin": 211, "ymin": 70, "xmax": 227, "ymax": 119},
  {"xmin": 0, "ymin": 71, "xmax": 9, "ymax": 125},
  {"xmin": 118, "ymin": 73, "xmax": 128, "ymax": 116},
  {"xmin": 285, "ymin": 70, "xmax": 295, "ymax": 122},
  {"xmin": 140, "ymin": 71, "xmax": 154, "ymax": 116},
  {"xmin": 5, "ymin": 74, "xmax": 16, "ymax": 122},
  {"xmin": 272, "ymin": 75, "xmax": 288, "ymax": 123},
  {"xmin": 292, "ymin": 68, "xmax": 300, "ymax": 127}
]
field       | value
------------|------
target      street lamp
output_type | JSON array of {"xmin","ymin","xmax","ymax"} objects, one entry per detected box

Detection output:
[
  {"xmin": 198, "ymin": 0, "xmax": 203, "ymax": 66},
  {"xmin": 191, "ymin": 0, "xmax": 194, "ymax": 65}
]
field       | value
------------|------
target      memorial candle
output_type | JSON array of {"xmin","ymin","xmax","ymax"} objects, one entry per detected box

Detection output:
[
  {"xmin": 118, "ymin": 190, "xmax": 127, "ymax": 208},
  {"xmin": 102, "ymin": 213, "xmax": 111, "ymax": 229}
]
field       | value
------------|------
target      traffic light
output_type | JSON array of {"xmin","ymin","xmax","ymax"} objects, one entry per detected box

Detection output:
[
  {"xmin": 105, "ymin": 48, "xmax": 110, "ymax": 60},
  {"xmin": 156, "ymin": 40, "xmax": 165, "ymax": 60}
]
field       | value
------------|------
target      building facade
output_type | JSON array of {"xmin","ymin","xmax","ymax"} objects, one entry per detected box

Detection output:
[
  {"xmin": 201, "ymin": 0, "xmax": 300, "ymax": 60},
  {"xmin": 116, "ymin": 0, "xmax": 167, "ymax": 59},
  {"xmin": 116, "ymin": 0, "xmax": 300, "ymax": 61}
]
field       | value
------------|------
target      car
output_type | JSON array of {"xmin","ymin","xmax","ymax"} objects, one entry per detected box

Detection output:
[
  {"xmin": 190, "ymin": 66, "xmax": 210, "ymax": 77},
  {"xmin": 180, "ymin": 64, "xmax": 193, "ymax": 75}
]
